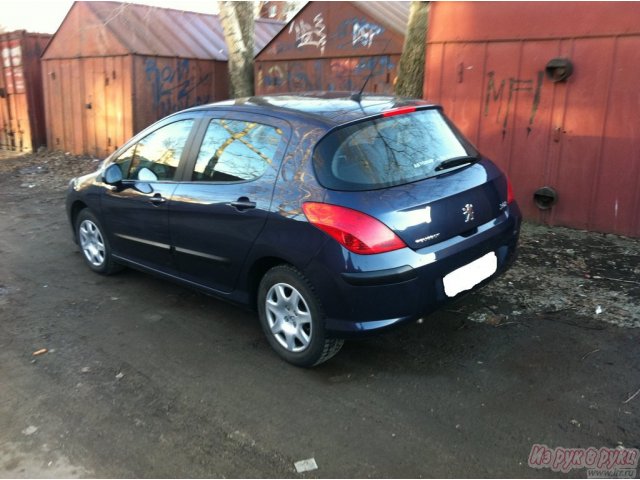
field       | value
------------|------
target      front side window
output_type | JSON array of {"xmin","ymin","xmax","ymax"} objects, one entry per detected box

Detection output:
[
  {"xmin": 191, "ymin": 119, "xmax": 283, "ymax": 182},
  {"xmin": 113, "ymin": 119, "xmax": 194, "ymax": 181},
  {"xmin": 313, "ymin": 109, "xmax": 477, "ymax": 191}
]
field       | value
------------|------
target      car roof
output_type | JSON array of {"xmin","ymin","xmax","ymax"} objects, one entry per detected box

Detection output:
[{"xmin": 185, "ymin": 92, "xmax": 439, "ymax": 127}]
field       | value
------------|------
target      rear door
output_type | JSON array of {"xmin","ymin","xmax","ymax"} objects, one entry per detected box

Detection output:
[
  {"xmin": 169, "ymin": 112, "xmax": 290, "ymax": 293},
  {"xmin": 102, "ymin": 117, "xmax": 197, "ymax": 269}
]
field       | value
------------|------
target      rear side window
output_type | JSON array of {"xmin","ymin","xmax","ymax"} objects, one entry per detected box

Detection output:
[
  {"xmin": 191, "ymin": 119, "xmax": 283, "ymax": 182},
  {"xmin": 313, "ymin": 109, "xmax": 477, "ymax": 191}
]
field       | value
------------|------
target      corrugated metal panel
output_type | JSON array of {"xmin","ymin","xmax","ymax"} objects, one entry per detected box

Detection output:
[
  {"xmin": 43, "ymin": 55, "xmax": 134, "ymax": 158},
  {"xmin": 254, "ymin": 18, "xmax": 287, "ymax": 55},
  {"xmin": 355, "ymin": 1, "xmax": 411, "ymax": 37},
  {"xmin": 43, "ymin": 1, "xmax": 285, "ymax": 61},
  {"xmin": 255, "ymin": 1, "xmax": 407, "ymax": 95},
  {"xmin": 425, "ymin": 1, "xmax": 640, "ymax": 237},
  {"xmin": 0, "ymin": 30, "xmax": 50, "ymax": 152},
  {"xmin": 42, "ymin": 2, "xmax": 129, "ymax": 59},
  {"xmin": 89, "ymin": 2, "xmax": 226, "ymax": 60}
]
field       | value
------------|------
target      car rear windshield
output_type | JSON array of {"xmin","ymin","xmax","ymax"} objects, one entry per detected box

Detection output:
[{"xmin": 313, "ymin": 108, "xmax": 478, "ymax": 191}]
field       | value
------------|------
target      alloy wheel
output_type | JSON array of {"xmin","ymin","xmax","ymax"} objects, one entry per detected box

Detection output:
[
  {"xmin": 265, "ymin": 282, "xmax": 312, "ymax": 352},
  {"xmin": 79, "ymin": 219, "xmax": 106, "ymax": 267}
]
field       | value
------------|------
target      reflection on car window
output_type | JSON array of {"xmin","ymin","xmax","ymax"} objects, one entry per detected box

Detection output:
[
  {"xmin": 314, "ymin": 110, "xmax": 474, "ymax": 191},
  {"xmin": 113, "ymin": 120, "xmax": 194, "ymax": 181},
  {"xmin": 192, "ymin": 119, "xmax": 283, "ymax": 182}
]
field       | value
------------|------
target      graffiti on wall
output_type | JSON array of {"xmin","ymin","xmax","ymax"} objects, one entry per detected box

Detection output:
[
  {"xmin": 329, "ymin": 55, "xmax": 394, "ymax": 91},
  {"xmin": 354, "ymin": 55, "xmax": 394, "ymax": 75},
  {"xmin": 262, "ymin": 65, "xmax": 284, "ymax": 87},
  {"xmin": 144, "ymin": 58, "xmax": 211, "ymax": 117},
  {"xmin": 352, "ymin": 21, "xmax": 384, "ymax": 48},
  {"xmin": 289, "ymin": 13, "xmax": 327, "ymax": 54},
  {"xmin": 281, "ymin": 14, "xmax": 386, "ymax": 54},
  {"xmin": 288, "ymin": 61, "xmax": 316, "ymax": 91},
  {"xmin": 337, "ymin": 18, "xmax": 385, "ymax": 49},
  {"xmin": 484, "ymin": 71, "xmax": 544, "ymax": 137},
  {"xmin": 259, "ymin": 56, "xmax": 395, "ymax": 95}
]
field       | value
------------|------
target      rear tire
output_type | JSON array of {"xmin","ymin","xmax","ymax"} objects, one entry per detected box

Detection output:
[
  {"xmin": 75, "ymin": 209, "xmax": 122, "ymax": 275},
  {"xmin": 258, "ymin": 265, "xmax": 343, "ymax": 367}
]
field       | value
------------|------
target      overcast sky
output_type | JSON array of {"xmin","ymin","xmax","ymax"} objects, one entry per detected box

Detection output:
[{"xmin": 3, "ymin": 0, "xmax": 220, "ymax": 33}]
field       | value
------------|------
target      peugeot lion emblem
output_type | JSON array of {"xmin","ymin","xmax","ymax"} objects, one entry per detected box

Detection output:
[{"xmin": 462, "ymin": 203, "xmax": 474, "ymax": 223}]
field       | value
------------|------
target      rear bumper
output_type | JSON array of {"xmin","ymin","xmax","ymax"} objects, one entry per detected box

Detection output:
[{"xmin": 305, "ymin": 204, "xmax": 522, "ymax": 337}]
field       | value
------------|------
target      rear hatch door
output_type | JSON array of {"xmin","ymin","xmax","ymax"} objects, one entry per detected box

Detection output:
[{"xmin": 314, "ymin": 107, "xmax": 508, "ymax": 249}]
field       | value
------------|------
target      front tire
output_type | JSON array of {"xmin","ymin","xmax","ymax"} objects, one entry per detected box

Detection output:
[
  {"xmin": 258, "ymin": 265, "xmax": 343, "ymax": 367},
  {"xmin": 75, "ymin": 209, "xmax": 121, "ymax": 275}
]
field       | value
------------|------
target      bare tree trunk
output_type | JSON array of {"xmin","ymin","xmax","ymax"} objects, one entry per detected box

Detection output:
[
  {"xmin": 219, "ymin": 1, "xmax": 255, "ymax": 98},
  {"xmin": 395, "ymin": 1, "xmax": 429, "ymax": 98}
]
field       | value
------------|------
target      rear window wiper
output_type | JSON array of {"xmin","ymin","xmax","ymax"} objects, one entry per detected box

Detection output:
[{"xmin": 435, "ymin": 155, "xmax": 478, "ymax": 172}]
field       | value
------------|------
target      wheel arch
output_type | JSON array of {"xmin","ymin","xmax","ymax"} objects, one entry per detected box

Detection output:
[
  {"xmin": 245, "ymin": 256, "xmax": 293, "ymax": 310},
  {"xmin": 70, "ymin": 200, "xmax": 88, "ymax": 237}
]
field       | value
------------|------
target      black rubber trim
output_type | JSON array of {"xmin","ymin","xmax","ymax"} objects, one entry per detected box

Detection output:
[{"xmin": 341, "ymin": 265, "xmax": 417, "ymax": 286}]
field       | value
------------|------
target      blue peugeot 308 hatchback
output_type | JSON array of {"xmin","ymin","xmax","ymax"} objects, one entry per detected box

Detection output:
[{"xmin": 66, "ymin": 93, "xmax": 521, "ymax": 367}]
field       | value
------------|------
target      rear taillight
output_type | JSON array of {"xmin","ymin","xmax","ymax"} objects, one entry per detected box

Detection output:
[
  {"xmin": 507, "ymin": 177, "xmax": 515, "ymax": 204},
  {"xmin": 302, "ymin": 202, "xmax": 406, "ymax": 255}
]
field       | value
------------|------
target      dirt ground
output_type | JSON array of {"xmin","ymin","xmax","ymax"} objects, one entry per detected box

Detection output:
[{"xmin": 0, "ymin": 151, "xmax": 638, "ymax": 478}]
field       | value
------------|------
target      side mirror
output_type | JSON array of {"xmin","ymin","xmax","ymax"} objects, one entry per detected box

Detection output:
[{"xmin": 103, "ymin": 164, "xmax": 123, "ymax": 185}]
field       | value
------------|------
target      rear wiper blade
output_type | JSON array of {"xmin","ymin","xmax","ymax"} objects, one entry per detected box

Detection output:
[{"xmin": 435, "ymin": 155, "xmax": 478, "ymax": 171}]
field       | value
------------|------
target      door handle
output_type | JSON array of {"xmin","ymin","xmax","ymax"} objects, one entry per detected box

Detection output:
[
  {"xmin": 149, "ymin": 193, "xmax": 166, "ymax": 205},
  {"xmin": 228, "ymin": 197, "xmax": 256, "ymax": 211}
]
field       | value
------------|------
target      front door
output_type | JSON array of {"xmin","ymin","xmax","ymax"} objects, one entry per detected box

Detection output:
[{"xmin": 102, "ymin": 118, "xmax": 195, "ymax": 269}]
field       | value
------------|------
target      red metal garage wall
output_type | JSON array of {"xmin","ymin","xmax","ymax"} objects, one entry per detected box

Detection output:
[
  {"xmin": 255, "ymin": 1, "xmax": 406, "ymax": 95},
  {"xmin": 41, "ymin": 1, "xmax": 278, "ymax": 157},
  {"xmin": 425, "ymin": 2, "xmax": 640, "ymax": 238}
]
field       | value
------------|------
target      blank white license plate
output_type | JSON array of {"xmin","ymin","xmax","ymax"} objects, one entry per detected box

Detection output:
[{"xmin": 443, "ymin": 251, "xmax": 497, "ymax": 297}]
